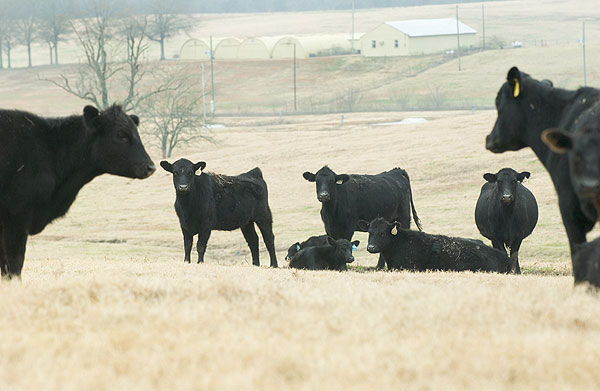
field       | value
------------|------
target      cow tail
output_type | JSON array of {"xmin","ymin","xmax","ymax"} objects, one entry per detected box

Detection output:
[{"xmin": 401, "ymin": 169, "xmax": 423, "ymax": 231}]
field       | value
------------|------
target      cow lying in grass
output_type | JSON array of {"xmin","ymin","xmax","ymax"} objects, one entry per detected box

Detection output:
[
  {"xmin": 358, "ymin": 218, "xmax": 512, "ymax": 273},
  {"xmin": 288, "ymin": 237, "xmax": 359, "ymax": 271},
  {"xmin": 161, "ymin": 159, "xmax": 277, "ymax": 267},
  {"xmin": 285, "ymin": 235, "xmax": 329, "ymax": 261}
]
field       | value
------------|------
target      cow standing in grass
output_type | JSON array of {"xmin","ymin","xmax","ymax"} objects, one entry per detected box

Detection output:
[
  {"xmin": 485, "ymin": 66, "xmax": 600, "ymax": 282},
  {"xmin": 475, "ymin": 168, "xmax": 538, "ymax": 274},
  {"xmin": 161, "ymin": 159, "xmax": 278, "ymax": 267},
  {"xmin": 0, "ymin": 105, "xmax": 156, "ymax": 279},
  {"xmin": 359, "ymin": 218, "xmax": 511, "ymax": 273},
  {"xmin": 303, "ymin": 166, "xmax": 421, "ymax": 270}
]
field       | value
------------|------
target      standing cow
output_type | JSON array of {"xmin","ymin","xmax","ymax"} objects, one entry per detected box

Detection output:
[
  {"xmin": 485, "ymin": 66, "xmax": 599, "ymax": 282},
  {"xmin": 475, "ymin": 168, "xmax": 538, "ymax": 274},
  {"xmin": 161, "ymin": 159, "xmax": 278, "ymax": 267},
  {"xmin": 0, "ymin": 105, "xmax": 156, "ymax": 279},
  {"xmin": 302, "ymin": 166, "xmax": 421, "ymax": 270}
]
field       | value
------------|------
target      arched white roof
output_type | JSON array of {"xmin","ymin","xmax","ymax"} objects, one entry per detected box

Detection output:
[
  {"xmin": 272, "ymin": 34, "xmax": 353, "ymax": 59},
  {"xmin": 179, "ymin": 39, "xmax": 210, "ymax": 60},
  {"xmin": 237, "ymin": 37, "xmax": 281, "ymax": 59},
  {"xmin": 213, "ymin": 38, "xmax": 241, "ymax": 59}
]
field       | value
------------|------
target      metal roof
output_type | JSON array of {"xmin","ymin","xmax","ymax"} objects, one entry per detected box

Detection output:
[{"xmin": 385, "ymin": 18, "xmax": 477, "ymax": 37}]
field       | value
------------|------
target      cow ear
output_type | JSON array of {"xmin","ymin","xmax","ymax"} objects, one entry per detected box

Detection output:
[
  {"xmin": 542, "ymin": 128, "xmax": 573, "ymax": 154},
  {"xmin": 83, "ymin": 105, "xmax": 100, "ymax": 123},
  {"xmin": 483, "ymin": 173, "xmax": 497, "ymax": 183},
  {"xmin": 351, "ymin": 240, "xmax": 360, "ymax": 248},
  {"xmin": 507, "ymin": 66, "xmax": 522, "ymax": 98},
  {"xmin": 517, "ymin": 171, "xmax": 531, "ymax": 182},
  {"xmin": 326, "ymin": 236, "xmax": 336, "ymax": 246},
  {"xmin": 390, "ymin": 223, "xmax": 399, "ymax": 236},
  {"xmin": 193, "ymin": 161, "xmax": 206, "ymax": 173},
  {"xmin": 294, "ymin": 242, "xmax": 301, "ymax": 251},
  {"xmin": 357, "ymin": 220, "xmax": 370, "ymax": 231},
  {"xmin": 303, "ymin": 172, "xmax": 316, "ymax": 182},
  {"xmin": 129, "ymin": 114, "xmax": 140, "ymax": 126},
  {"xmin": 160, "ymin": 160, "xmax": 173, "ymax": 173},
  {"xmin": 335, "ymin": 174, "xmax": 350, "ymax": 185}
]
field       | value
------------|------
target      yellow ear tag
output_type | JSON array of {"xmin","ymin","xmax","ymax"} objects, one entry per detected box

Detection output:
[
  {"xmin": 336, "ymin": 179, "xmax": 344, "ymax": 185},
  {"xmin": 391, "ymin": 225, "xmax": 398, "ymax": 236},
  {"xmin": 513, "ymin": 79, "xmax": 520, "ymax": 98}
]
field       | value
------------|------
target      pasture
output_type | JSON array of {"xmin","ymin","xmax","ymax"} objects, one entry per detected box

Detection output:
[
  {"xmin": 2, "ymin": 110, "xmax": 600, "ymax": 389},
  {"xmin": 2, "ymin": 0, "xmax": 600, "ymax": 388}
]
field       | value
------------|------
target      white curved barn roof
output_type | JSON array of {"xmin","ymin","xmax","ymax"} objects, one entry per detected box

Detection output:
[
  {"xmin": 213, "ymin": 38, "xmax": 241, "ymax": 59},
  {"xmin": 272, "ymin": 34, "xmax": 352, "ymax": 59},
  {"xmin": 385, "ymin": 18, "xmax": 477, "ymax": 37},
  {"xmin": 237, "ymin": 37, "xmax": 281, "ymax": 59},
  {"xmin": 179, "ymin": 38, "xmax": 210, "ymax": 60}
]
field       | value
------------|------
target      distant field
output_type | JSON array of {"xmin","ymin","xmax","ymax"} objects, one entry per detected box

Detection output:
[{"xmin": 2, "ymin": 1, "xmax": 600, "ymax": 389}]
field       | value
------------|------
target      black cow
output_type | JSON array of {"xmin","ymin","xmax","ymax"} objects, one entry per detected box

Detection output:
[
  {"xmin": 543, "ymin": 108, "xmax": 600, "ymax": 222},
  {"xmin": 160, "ymin": 159, "xmax": 277, "ymax": 267},
  {"xmin": 573, "ymin": 239, "xmax": 600, "ymax": 288},
  {"xmin": 288, "ymin": 237, "xmax": 359, "ymax": 271},
  {"xmin": 303, "ymin": 166, "xmax": 421, "ymax": 270},
  {"xmin": 0, "ymin": 105, "xmax": 155, "ymax": 279},
  {"xmin": 475, "ymin": 168, "xmax": 538, "ymax": 274},
  {"xmin": 485, "ymin": 66, "xmax": 599, "ymax": 280},
  {"xmin": 285, "ymin": 234, "xmax": 329, "ymax": 260},
  {"xmin": 359, "ymin": 218, "xmax": 511, "ymax": 273}
]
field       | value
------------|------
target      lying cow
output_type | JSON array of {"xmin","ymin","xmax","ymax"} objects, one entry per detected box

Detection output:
[
  {"xmin": 573, "ymin": 239, "xmax": 600, "ymax": 288},
  {"xmin": 475, "ymin": 168, "xmax": 538, "ymax": 274},
  {"xmin": 286, "ymin": 234, "xmax": 329, "ymax": 260},
  {"xmin": 303, "ymin": 165, "xmax": 421, "ymax": 270},
  {"xmin": 485, "ymin": 66, "xmax": 599, "ymax": 282},
  {"xmin": 0, "ymin": 105, "xmax": 155, "ymax": 278},
  {"xmin": 161, "ymin": 159, "xmax": 277, "ymax": 267},
  {"xmin": 288, "ymin": 237, "xmax": 359, "ymax": 271},
  {"xmin": 358, "ymin": 218, "xmax": 511, "ymax": 273}
]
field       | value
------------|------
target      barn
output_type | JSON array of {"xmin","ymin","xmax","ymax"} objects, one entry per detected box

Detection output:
[
  {"xmin": 360, "ymin": 18, "xmax": 477, "ymax": 57},
  {"xmin": 237, "ymin": 37, "xmax": 281, "ymax": 59},
  {"xmin": 179, "ymin": 38, "xmax": 211, "ymax": 60},
  {"xmin": 271, "ymin": 35, "xmax": 353, "ymax": 59}
]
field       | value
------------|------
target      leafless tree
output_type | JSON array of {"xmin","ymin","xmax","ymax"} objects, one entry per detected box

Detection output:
[
  {"xmin": 1, "ymin": 20, "xmax": 17, "ymax": 69},
  {"xmin": 38, "ymin": 0, "xmax": 72, "ymax": 65},
  {"xmin": 145, "ymin": 0, "xmax": 194, "ymax": 60},
  {"xmin": 14, "ymin": 0, "xmax": 38, "ymax": 68},
  {"xmin": 139, "ymin": 70, "xmax": 213, "ymax": 158}
]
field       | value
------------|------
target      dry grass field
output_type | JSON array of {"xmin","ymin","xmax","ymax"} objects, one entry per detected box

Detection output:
[{"xmin": 2, "ymin": 1, "xmax": 600, "ymax": 389}]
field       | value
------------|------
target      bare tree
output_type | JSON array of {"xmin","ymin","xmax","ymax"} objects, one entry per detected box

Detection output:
[
  {"xmin": 139, "ymin": 71, "xmax": 212, "ymax": 158},
  {"xmin": 145, "ymin": 0, "xmax": 193, "ymax": 60},
  {"xmin": 14, "ymin": 0, "xmax": 37, "ymax": 68},
  {"xmin": 1, "ymin": 20, "xmax": 17, "ymax": 69},
  {"xmin": 38, "ymin": 0, "xmax": 72, "ymax": 65}
]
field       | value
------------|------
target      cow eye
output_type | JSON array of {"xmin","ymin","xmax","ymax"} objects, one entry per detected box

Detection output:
[{"xmin": 117, "ymin": 131, "xmax": 129, "ymax": 143}]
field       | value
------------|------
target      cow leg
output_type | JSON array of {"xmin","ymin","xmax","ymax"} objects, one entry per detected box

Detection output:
[
  {"xmin": 558, "ymin": 198, "xmax": 590, "ymax": 282},
  {"xmin": 0, "ymin": 219, "xmax": 8, "ymax": 278},
  {"xmin": 256, "ymin": 220, "xmax": 278, "ymax": 268},
  {"xmin": 182, "ymin": 229, "xmax": 193, "ymax": 263},
  {"xmin": 375, "ymin": 254, "xmax": 386, "ymax": 271},
  {"xmin": 509, "ymin": 240, "xmax": 522, "ymax": 275},
  {"xmin": 1, "ymin": 217, "xmax": 28, "ymax": 279},
  {"xmin": 196, "ymin": 229, "xmax": 211, "ymax": 264},
  {"xmin": 491, "ymin": 239, "xmax": 508, "ymax": 256},
  {"xmin": 241, "ymin": 223, "xmax": 260, "ymax": 266}
]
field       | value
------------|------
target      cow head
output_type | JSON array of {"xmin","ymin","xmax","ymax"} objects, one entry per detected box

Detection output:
[
  {"xmin": 160, "ymin": 158, "xmax": 206, "ymax": 194},
  {"xmin": 327, "ymin": 236, "xmax": 359, "ymax": 270},
  {"xmin": 486, "ymin": 67, "xmax": 538, "ymax": 153},
  {"xmin": 286, "ymin": 242, "xmax": 302, "ymax": 261},
  {"xmin": 303, "ymin": 166, "xmax": 349, "ymax": 203},
  {"xmin": 360, "ymin": 218, "xmax": 399, "ymax": 254},
  {"xmin": 483, "ymin": 168, "xmax": 530, "ymax": 206},
  {"xmin": 86, "ymin": 105, "xmax": 155, "ymax": 179},
  {"xmin": 543, "ymin": 116, "xmax": 600, "ymax": 207}
]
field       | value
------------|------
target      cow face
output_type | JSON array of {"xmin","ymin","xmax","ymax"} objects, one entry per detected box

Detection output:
[
  {"xmin": 483, "ymin": 168, "xmax": 530, "ymax": 206},
  {"xmin": 486, "ymin": 67, "xmax": 529, "ymax": 153},
  {"xmin": 286, "ymin": 242, "xmax": 302, "ymax": 261},
  {"xmin": 327, "ymin": 236, "xmax": 359, "ymax": 270},
  {"xmin": 160, "ymin": 158, "xmax": 206, "ymax": 194},
  {"xmin": 86, "ymin": 105, "xmax": 156, "ymax": 179},
  {"xmin": 543, "ymin": 122, "xmax": 600, "ymax": 207},
  {"xmin": 361, "ymin": 218, "xmax": 398, "ymax": 254},
  {"xmin": 303, "ymin": 166, "xmax": 349, "ymax": 203}
]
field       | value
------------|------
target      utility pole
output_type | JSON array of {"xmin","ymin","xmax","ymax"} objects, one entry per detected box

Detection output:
[
  {"xmin": 201, "ymin": 63, "xmax": 207, "ymax": 126},
  {"xmin": 482, "ymin": 4, "xmax": 486, "ymax": 50},
  {"xmin": 351, "ymin": 0, "xmax": 355, "ymax": 54},
  {"xmin": 293, "ymin": 44, "xmax": 297, "ymax": 112},
  {"xmin": 456, "ymin": 5, "xmax": 462, "ymax": 71},
  {"xmin": 582, "ymin": 21, "xmax": 587, "ymax": 87},
  {"xmin": 210, "ymin": 36, "xmax": 215, "ymax": 117}
]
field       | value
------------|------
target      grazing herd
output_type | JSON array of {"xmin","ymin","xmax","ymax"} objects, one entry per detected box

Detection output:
[{"xmin": 0, "ymin": 66, "xmax": 599, "ymax": 287}]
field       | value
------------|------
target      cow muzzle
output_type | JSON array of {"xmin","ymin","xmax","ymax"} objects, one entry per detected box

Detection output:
[
  {"xmin": 177, "ymin": 184, "xmax": 189, "ymax": 192},
  {"xmin": 501, "ymin": 194, "xmax": 514, "ymax": 204},
  {"xmin": 317, "ymin": 192, "xmax": 330, "ymax": 202},
  {"xmin": 367, "ymin": 245, "xmax": 378, "ymax": 253},
  {"xmin": 137, "ymin": 162, "xmax": 156, "ymax": 179}
]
